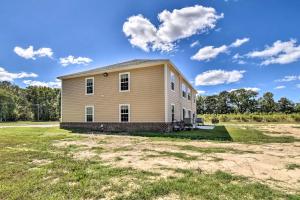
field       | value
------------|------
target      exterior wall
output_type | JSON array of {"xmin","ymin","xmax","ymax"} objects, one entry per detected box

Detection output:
[
  {"xmin": 62, "ymin": 64, "xmax": 165, "ymax": 123},
  {"xmin": 166, "ymin": 64, "xmax": 197, "ymax": 123}
]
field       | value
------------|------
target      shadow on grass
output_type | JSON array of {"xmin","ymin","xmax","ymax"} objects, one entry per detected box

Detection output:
[{"xmin": 64, "ymin": 126, "xmax": 232, "ymax": 141}]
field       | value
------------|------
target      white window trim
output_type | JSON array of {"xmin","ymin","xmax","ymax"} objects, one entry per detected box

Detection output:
[
  {"xmin": 119, "ymin": 72, "xmax": 130, "ymax": 92},
  {"xmin": 119, "ymin": 104, "xmax": 130, "ymax": 122},
  {"xmin": 182, "ymin": 107, "xmax": 186, "ymax": 120},
  {"xmin": 85, "ymin": 77, "xmax": 94, "ymax": 95},
  {"xmin": 187, "ymin": 87, "xmax": 191, "ymax": 101},
  {"xmin": 85, "ymin": 105, "xmax": 94, "ymax": 122},
  {"xmin": 188, "ymin": 109, "xmax": 192, "ymax": 118},
  {"xmin": 171, "ymin": 104, "xmax": 175, "ymax": 122},
  {"xmin": 170, "ymin": 71, "xmax": 175, "ymax": 92},
  {"xmin": 182, "ymin": 83, "xmax": 186, "ymax": 98}
]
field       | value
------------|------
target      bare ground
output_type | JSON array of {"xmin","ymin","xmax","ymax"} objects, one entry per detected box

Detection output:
[{"xmin": 54, "ymin": 124, "xmax": 300, "ymax": 193}]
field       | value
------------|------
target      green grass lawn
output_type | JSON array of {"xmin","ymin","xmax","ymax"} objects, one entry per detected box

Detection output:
[
  {"xmin": 0, "ymin": 127, "xmax": 299, "ymax": 199},
  {"xmin": 130, "ymin": 125, "xmax": 298, "ymax": 143},
  {"xmin": 0, "ymin": 121, "xmax": 59, "ymax": 126}
]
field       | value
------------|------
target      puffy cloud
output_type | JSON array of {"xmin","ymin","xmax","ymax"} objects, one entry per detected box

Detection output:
[
  {"xmin": 230, "ymin": 87, "xmax": 260, "ymax": 92},
  {"xmin": 197, "ymin": 90, "xmax": 206, "ymax": 95},
  {"xmin": 123, "ymin": 5, "xmax": 223, "ymax": 52},
  {"xmin": 14, "ymin": 46, "xmax": 53, "ymax": 60},
  {"xmin": 191, "ymin": 38, "xmax": 249, "ymax": 61},
  {"xmin": 23, "ymin": 79, "xmax": 61, "ymax": 88},
  {"xmin": 274, "ymin": 85, "xmax": 286, "ymax": 89},
  {"xmin": 0, "ymin": 67, "xmax": 38, "ymax": 81},
  {"xmin": 191, "ymin": 45, "xmax": 227, "ymax": 61},
  {"xmin": 247, "ymin": 39, "xmax": 300, "ymax": 65},
  {"xmin": 59, "ymin": 55, "xmax": 93, "ymax": 66},
  {"xmin": 275, "ymin": 75, "xmax": 300, "ymax": 82},
  {"xmin": 230, "ymin": 38, "xmax": 250, "ymax": 47},
  {"xmin": 195, "ymin": 69, "xmax": 245, "ymax": 86}
]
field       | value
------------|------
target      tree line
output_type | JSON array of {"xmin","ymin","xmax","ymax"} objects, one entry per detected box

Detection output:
[
  {"xmin": 197, "ymin": 89, "xmax": 300, "ymax": 114},
  {"xmin": 0, "ymin": 81, "xmax": 60, "ymax": 121}
]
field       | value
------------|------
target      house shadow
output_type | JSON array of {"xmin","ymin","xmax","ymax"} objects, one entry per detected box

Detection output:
[{"xmin": 64, "ymin": 125, "xmax": 233, "ymax": 142}]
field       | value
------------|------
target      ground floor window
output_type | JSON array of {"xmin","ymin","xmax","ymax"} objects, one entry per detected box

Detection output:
[
  {"xmin": 188, "ymin": 110, "xmax": 191, "ymax": 119},
  {"xmin": 120, "ymin": 104, "xmax": 130, "ymax": 122},
  {"xmin": 85, "ymin": 106, "xmax": 94, "ymax": 122},
  {"xmin": 182, "ymin": 108, "xmax": 186, "ymax": 119},
  {"xmin": 171, "ymin": 104, "xmax": 175, "ymax": 122}
]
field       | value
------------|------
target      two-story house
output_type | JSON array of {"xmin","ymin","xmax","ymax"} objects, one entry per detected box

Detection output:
[{"xmin": 58, "ymin": 59, "xmax": 197, "ymax": 132}]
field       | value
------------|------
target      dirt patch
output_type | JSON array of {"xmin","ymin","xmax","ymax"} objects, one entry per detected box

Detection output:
[
  {"xmin": 54, "ymin": 127, "xmax": 300, "ymax": 192},
  {"xmin": 31, "ymin": 159, "xmax": 52, "ymax": 166},
  {"xmin": 232, "ymin": 123, "xmax": 300, "ymax": 139}
]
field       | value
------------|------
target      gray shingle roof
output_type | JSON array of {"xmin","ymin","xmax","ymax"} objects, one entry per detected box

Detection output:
[{"xmin": 57, "ymin": 59, "xmax": 169, "ymax": 79}]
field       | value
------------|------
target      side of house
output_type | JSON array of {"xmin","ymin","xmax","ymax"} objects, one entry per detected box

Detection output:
[{"xmin": 59, "ymin": 59, "xmax": 197, "ymax": 132}]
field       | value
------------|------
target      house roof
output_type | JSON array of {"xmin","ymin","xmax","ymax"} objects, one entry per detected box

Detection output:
[{"xmin": 57, "ymin": 59, "xmax": 197, "ymax": 92}]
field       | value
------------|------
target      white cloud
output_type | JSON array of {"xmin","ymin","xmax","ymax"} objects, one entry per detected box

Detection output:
[
  {"xmin": 59, "ymin": 55, "xmax": 93, "ymax": 66},
  {"xmin": 0, "ymin": 67, "xmax": 38, "ymax": 82},
  {"xmin": 23, "ymin": 79, "xmax": 61, "ymax": 88},
  {"xmin": 275, "ymin": 75, "xmax": 300, "ymax": 82},
  {"xmin": 190, "ymin": 41, "xmax": 199, "ymax": 48},
  {"xmin": 197, "ymin": 90, "xmax": 206, "ymax": 95},
  {"xmin": 191, "ymin": 45, "xmax": 227, "ymax": 61},
  {"xmin": 14, "ymin": 46, "xmax": 53, "ymax": 60},
  {"xmin": 274, "ymin": 85, "xmax": 286, "ymax": 89},
  {"xmin": 232, "ymin": 53, "xmax": 247, "ymax": 65},
  {"xmin": 230, "ymin": 38, "xmax": 250, "ymax": 47},
  {"xmin": 195, "ymin": 69, "xmax": 245, "ymax": 86},
  {"xmin": 191, "ymin": 38, "xmax": 249, "ymax": 61},
  {"xmin": 244, "ymin": 87, "xmax": 261, "ymax": 92},
  {"xmin": 229, "ymin": 87, "xmax": 260, "ymax": 92},
  {"xmin": 247, "ymin": 39, "xmax": 300, "ymax": 65},
  {"xmin": 123, "ymin": 5, "xmax": 223, "ymax": 52}
]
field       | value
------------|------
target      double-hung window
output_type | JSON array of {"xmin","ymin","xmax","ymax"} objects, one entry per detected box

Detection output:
[
  {"xmin": 120, "ymin": 104, "xmax": 130, "ymax": 122},
  {"xmin": 187, "ymin": 87, "xmax": 191, "ymax": 100},
  {"xmin": 188, "ymin": 110, "xmax": 191, "ymax": 119},
  {"xmin": 119, "ymin": 72, "xmax": 130, "ymax": 92},
  {"xmin": 182, "ymin": 84, "xmax": 186, "ymax": 98},
  {"xmin": 171, "ymin": 104, "xmax": 175, "ymax": 122},
  {"xmin": 170, "ymin": 72, "xmax": 175, "ymax": 91},
  {"xmin": 86, "ymin": 77, "xmax": 94, "ymax": 95},
  {"xmin": 85, "ymin": 106, "xmax": 94, "ymax": 122}
]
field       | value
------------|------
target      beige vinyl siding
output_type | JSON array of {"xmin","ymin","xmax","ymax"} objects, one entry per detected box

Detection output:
[
  {"xmin": 166, "ymin": 64, "xmax": 197, "ymax": 122},
  {"xmin": 62, "ymin": 64, "xmax": 165, "ymax": 122}
]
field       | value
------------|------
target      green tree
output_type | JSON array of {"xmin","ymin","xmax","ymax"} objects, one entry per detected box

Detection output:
[
  {"xmin": 229, "ymin": 89, "xmax": 258, "ymax": 113},
  {"xmin": 277, "ymin": 97, "xmax": 294, "ymax": 113},
  {"xmin": 259, "ymin": 92, "xmax": 277, "ymax": 113},
  {"xmin": 217, "ymin": 91, "xmax": 233, "ymax": 114}
]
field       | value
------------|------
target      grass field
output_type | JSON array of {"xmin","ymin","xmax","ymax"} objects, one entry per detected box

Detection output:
[
  {"xmin": 0, "ymin": 126, "xmax": 299, "ymax": 199},
  {"xmin": 0, "ymin": 121, "xmax": 59, "ymax": 126},
  {"xmin": 131, "ymin": 125, "xmax": 298, "ymax": 143}
]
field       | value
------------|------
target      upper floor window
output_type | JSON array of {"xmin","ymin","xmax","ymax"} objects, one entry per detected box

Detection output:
[
  {"xmin": 85, "ymin": 77, "xmax": 94, "ymax": 95},
  {"xmin": 120, "ymin": 104, "xmax": 130, "ymax": 122},
  {"xmin": 170, "ymin": 72, "xmax": 175, "ymax": 91},
  {"xmin": 119, "ymin": 72, "xmax": 130, "ymax": 92},
  {"xmin": 182, "ymin": 84, "xmax": 186, "ymax": 98},
  {"xmin": 187, "ymin": 87, "xmax": 191, "ymax": 100},
  {"xmin": 85, "ymin": 106, "xmax": 94, "ymax": 122}
]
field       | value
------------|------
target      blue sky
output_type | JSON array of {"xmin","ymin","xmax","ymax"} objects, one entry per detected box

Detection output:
[{"xmin": 1, "ymin": 0, "xmax": 300, "ymax": 101}]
